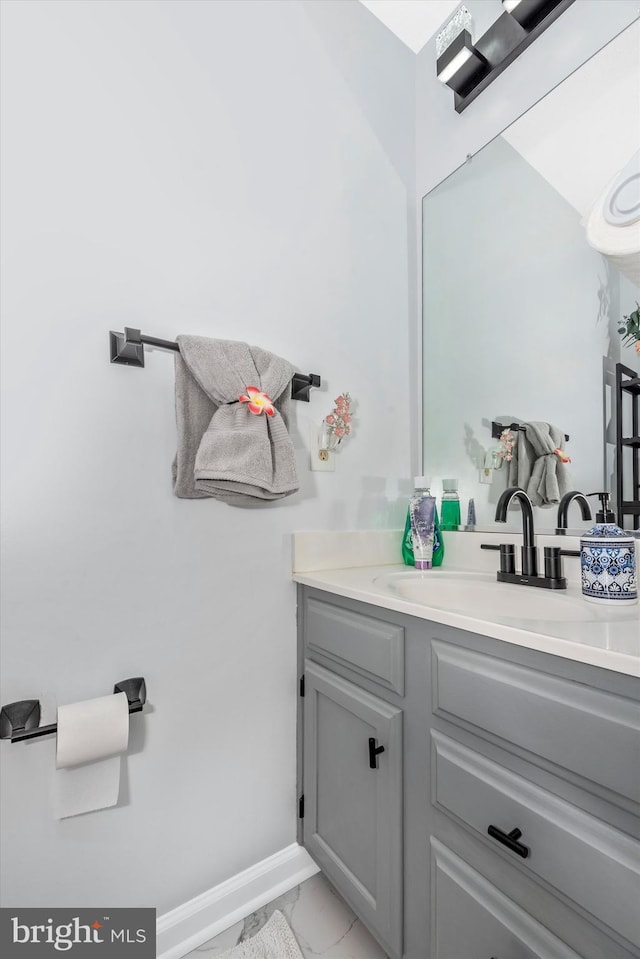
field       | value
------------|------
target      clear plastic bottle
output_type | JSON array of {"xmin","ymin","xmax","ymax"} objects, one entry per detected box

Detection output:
[
  {"xmin": 440, "ymin": 479, "xmax": 461, "ymax": 531},
  {"xmin": 402, "ymin": 478, "xmax": 444, "ymax": 568}
]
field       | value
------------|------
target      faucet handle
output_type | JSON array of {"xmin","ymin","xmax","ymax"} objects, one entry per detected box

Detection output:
[
  {"xmin": 499, "ymin": 544, "xmax": 516, "ymax": 574},
  {"xmin": 543, "ymin": 546, "xmax": 563, "ymax": 581}
]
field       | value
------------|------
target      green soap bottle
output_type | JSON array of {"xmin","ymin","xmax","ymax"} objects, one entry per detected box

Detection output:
[{"xmin": 402, "ymin": 478, "xmax": 444, "ymax": 567}]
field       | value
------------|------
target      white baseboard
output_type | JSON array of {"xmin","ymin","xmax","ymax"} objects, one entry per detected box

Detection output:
[{"xmin": 156, "ymin": 843, "xmax": 320, "ymax": 959}]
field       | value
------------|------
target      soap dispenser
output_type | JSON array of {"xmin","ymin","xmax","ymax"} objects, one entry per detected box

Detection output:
[{"xmin": 580, "ymin": 493, "xmax": 637, "ymax": 605}]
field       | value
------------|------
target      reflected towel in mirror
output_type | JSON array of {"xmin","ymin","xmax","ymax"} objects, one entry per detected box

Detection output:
[{"xmin": 508, "ymin": 421, "xmax": 570, "ymax": 507}]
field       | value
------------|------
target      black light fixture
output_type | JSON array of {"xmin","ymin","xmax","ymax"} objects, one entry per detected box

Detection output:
[
  {"xmin": 437, "ymin": 0, "xmax": 575, "ymax": 113},
  {"xmin": 436, "ymin": 30, "xmax": 489, "ymax": 97},
  {"xmin": 503, "ymin": 0, "xmax": 566, "ymax": 31}
]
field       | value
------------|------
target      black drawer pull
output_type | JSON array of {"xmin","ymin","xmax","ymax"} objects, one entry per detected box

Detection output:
[
  {"xmin": 488, "ymin": 824, "xmax": 529, "ymax": 858},
  {"xmin": 368, "ymin": 737, "xmax": 385, "ymax": 769}
]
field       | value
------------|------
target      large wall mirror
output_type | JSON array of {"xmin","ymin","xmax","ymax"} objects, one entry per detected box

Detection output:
[{"xmin": 422, "ymin": 20, "xmax": 640, "ymax": 532}]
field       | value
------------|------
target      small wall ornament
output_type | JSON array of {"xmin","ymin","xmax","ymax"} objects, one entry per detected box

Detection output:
[
  {"xmin": 313, "ymin": 392, "xmax": 353, "ymax": 469},
  {"xmin": 322, "ymin": 392, "xmax": 352, "ymax": 447},
  {"xmin": 618, "ymin": 303, "xmax": 640, "ymax": 353},
  {"xmin": 496, "ymin": 428, "xmax": 515, "ymax": 465}
]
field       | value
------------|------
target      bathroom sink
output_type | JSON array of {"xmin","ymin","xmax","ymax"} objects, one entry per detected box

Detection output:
[{"xmin": 373, "ymin": 570, "xmax": 600, "ymax": 624}]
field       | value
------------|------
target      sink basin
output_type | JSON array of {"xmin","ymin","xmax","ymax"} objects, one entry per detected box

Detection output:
[{"xmin": 373, "ymin": 570, "xmax": 600, "ymax": 624}]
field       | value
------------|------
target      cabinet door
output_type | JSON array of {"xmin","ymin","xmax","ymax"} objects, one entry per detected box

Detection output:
[{"xmin": 303, "ymin": 661, "xmax": 403, "ymax": 959}]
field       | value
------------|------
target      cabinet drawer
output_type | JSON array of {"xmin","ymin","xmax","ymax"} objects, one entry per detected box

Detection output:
[
  {"xmin": 432, "ymin": 730, "xmax": 640, "ymax": 948},
  {"xmin": 305, "ymin": 597, "xmax": 404, "ymax": 694},
  {"xmin": 432, "ymin": 639, "xmax": 640, "ymax": 805},
  {"xmin": 431, "ymin": 838, "xmax": 583, "ymax": 959}
]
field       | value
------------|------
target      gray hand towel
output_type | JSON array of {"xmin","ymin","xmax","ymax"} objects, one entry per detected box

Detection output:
[
  {"xmin": 172, "ymin": 336, "xmax": 299, "ymax": 504},
  {"xmin": 512, "ymin": 421, "xmax": 570, "ymax": 507}
]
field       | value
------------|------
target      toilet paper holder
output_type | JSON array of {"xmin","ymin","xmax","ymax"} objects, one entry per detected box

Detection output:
[{"xmin": 0, "ymin": 677, "xmax": 146, "ymax": 743}]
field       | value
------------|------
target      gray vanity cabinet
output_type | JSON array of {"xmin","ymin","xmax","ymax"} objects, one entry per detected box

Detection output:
[{"xmin": 297, "ymin": 586, "xmax": 640, "ymax": 959}]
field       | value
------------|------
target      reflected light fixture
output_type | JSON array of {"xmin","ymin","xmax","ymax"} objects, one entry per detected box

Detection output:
[
  {"xmin": 437, "ymin": 0, "xmax": 575, "ymax": 113},
  {"xmin": 503, "ymin": 0, "xmax": 566, "ymax": 30}
]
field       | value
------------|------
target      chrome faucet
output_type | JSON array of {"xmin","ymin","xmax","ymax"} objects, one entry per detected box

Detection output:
[
  {"xmin": 494, "ymin": 486, "xmax": 567, "ymax": 589},
  {"xmin": 556, "ymin": 490, "xmax": 592, "ymax": 532}
]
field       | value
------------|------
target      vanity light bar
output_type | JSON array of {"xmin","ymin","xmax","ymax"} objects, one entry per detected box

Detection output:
[
  {"xmin": 436, "ymin": 30, "xmax": 489, "ymax": 95},
  {"xmin": 502, "ymin": 0, "xmax": 566, "ymax": 31},
  {"xmin": 440, "ymin": 0, "xmax": 575, "ymax": 113}
]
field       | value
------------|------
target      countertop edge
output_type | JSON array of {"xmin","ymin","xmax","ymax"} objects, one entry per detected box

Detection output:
[{"xmin": 293, "ymin": 566, "xmax": 640, "ymax": 678}]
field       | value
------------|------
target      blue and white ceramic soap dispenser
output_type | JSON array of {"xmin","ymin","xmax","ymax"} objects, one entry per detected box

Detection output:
[{"xmin": 580, "ymin": 493, "xmax": 637, "ymax": 605}]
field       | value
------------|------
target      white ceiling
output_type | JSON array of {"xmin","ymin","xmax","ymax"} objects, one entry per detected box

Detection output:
[{"xmin": 358, "ymin": 0, "xmax": 460, "ymax": 53}]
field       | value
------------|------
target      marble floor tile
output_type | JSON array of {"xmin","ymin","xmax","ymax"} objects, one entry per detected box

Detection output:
[{"xmin": 186, "ymin": 872, "xmax": 389, "ymax": 959}]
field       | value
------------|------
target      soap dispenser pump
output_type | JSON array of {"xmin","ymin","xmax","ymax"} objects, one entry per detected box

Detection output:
[
  {"xmin": 587, "ymin": 491, "xmax": 616, "ymax": 523},
  {"xmin": 580, "ymin": 493, "xmax": 637, "ymax": 605}
]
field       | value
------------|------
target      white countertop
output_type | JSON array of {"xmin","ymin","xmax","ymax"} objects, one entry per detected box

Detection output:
[{"xmin": 293, "ymin": 563, "xmax": 640, "ymax": 677}]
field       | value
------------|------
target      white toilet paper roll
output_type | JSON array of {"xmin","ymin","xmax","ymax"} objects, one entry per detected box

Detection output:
[
  {"xmin": 56, "ymin": 691, "xmax": 129, "ymax": 768},
  {"xmin": 54, "ymin": 691, "xmax": 130, "ymax": 819}
]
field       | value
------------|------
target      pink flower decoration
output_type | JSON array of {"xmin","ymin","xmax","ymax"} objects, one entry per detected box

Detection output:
[
  {"xmin": 239, "ymin": 386, "xmax": 275, "ymax": 416},
  {"xmin": 498, "ymin": 429, "xmax": 515, "ymax": 462},
  {"xmin": 322, "ymin": 392, "xmax": 353, "ymax": 446}
]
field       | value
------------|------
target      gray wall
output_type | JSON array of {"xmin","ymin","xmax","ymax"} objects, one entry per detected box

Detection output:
[{"xmin": 0, "ymin": 0, "xmax": 414, "ymax": 912}]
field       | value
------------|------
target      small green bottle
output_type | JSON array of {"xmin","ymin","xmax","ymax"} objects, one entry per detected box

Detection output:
[
  {"xmin": 402, "ymin": 479, "xmax": 444, "ymax": 567},
  {"xmin": 440, "ymin": 479, "xmax": 461, "ymax": 531}
]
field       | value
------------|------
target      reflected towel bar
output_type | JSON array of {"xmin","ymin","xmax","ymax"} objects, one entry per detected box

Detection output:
[
  {"xmin": 0, "ymin": 677, "xmax": 146, "ymax": 743},
  {"xmin": 491, "ymin": 421, "xmax": 569, "ymax": 442},
  {"xmin": 110, "ymin": 327, "xmax": 321, "ymax": 402}
]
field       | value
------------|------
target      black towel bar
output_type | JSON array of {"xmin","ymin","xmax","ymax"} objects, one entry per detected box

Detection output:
[
  {"xmin": 109, "ymin": 328, "xmax": 321, "ymax": 402},
  {"xmin": 491, "ymin": 421, "xmax": 569, "ymax": 442},
  {"xmin": 0, "ymin": 677, "xmax": 146, "ymax": 743}
]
